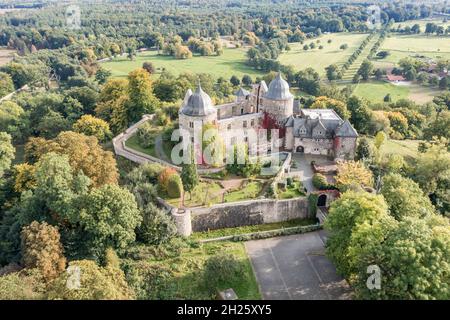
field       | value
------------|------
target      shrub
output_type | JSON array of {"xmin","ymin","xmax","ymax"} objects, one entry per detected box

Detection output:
[
  {"xmin": 136, "ymin": 122, "xmax": 155, "ymax": 148},
  {"xmin": 167, "ymin": 173, "xmax": 183, "ymax": 198},
  {"xmin": 202, "ymin": 253, "xmax": 245, "ymax": 294},
  {"xmin": 286, "ymin": 177, "xmax": 293, "ymax": 186},
  {"xmin": 312, "ymin": 173, "xmax": 329, "ymax": 190},
  {"xmin": 158, "ymin": 167, "xmax": 177, "ymax": 192},
  {"xmin": 137, "ymin": 203, "xmax": 177, "ymax": 245}
]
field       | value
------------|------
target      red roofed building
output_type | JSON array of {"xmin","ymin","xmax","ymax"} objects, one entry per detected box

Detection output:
[{"xmin": 386, "ymin": 74, "xmax": 406, "ymax": 82}]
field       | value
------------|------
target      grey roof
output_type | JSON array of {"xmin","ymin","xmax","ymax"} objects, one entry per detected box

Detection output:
[
  {"xmin": 180, "ymin": 85, "xmax": 215, "ymax": 117},
  {"xmin": 235, "ymin": 87, "xmax": 250, "ymax": 97},
  {"xmin": 291, "ymin": 109, "xmax": 358, "ymax": 139},
  {"xmin": 265, "ymin": 72, "xmax": 293, "ymax": 100},
  {"xmin": 335, "ymin": 120, "xmax": 358, "ymax": 137}
]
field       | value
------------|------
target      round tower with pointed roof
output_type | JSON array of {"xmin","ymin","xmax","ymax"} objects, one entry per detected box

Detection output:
[
  {"xmin": 261, "ymin": 72, "xmax": 294, "ymax": 123},
  {"xmin": 179, "ymin": 84, "xmax": 218, "ymax": 141}
]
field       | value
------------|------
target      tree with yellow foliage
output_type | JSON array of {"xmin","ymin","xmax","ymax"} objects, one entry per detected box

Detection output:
[
  {"xmin": 335, "ymin": 160, "xmax": 373, "ymax": 191},
  {"xmin": 13, "ymin": 163, "xmax": 36, "ymax": 192},
  {"xmin": 73, "ymin": 115, "xmax": 112, "ymax": 142}
]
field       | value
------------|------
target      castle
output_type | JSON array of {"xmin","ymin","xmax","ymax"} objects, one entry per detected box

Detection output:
[{"xmin": 178, "ymin": 72, "xmax": 358, "ymax": 161}]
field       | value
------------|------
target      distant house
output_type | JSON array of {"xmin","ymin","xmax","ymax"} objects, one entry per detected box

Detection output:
[{"xmin": 386, "ymin": 74, "xmax": 406, "ymax": 83}]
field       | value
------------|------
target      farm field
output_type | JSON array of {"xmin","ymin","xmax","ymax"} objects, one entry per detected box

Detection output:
[
  {"xmin": 278, "ymin": 33, "xmax": 369, "ymax": 75},
  {"xmin": 351, "ymin": 80, "xmax": 442, "ymax": 104},
  {"xmin": 102, "ymin": 47, "xmax": 264, "ymax": 79}
]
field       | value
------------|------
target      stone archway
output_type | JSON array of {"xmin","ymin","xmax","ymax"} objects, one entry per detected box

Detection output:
[
  {"xmin": 317, "ymin": 194, "xmax": 327, "ymax": 207},
  {"xmin": 296, "ymin": 145, "xmax": 304, "ymax": 153}
]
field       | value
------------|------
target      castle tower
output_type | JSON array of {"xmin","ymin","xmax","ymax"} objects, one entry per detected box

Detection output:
[{"xmin": 261, "ymin": 72, "xmax": 294, "ymax": 123}]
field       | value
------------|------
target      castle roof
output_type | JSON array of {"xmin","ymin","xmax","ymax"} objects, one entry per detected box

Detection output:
[
  {"xmin": 235, "ymin": 87, "xmax": 250, "ymax": 97},
  {"xmin": 335, "ymin": 120, "xmax": 358, "ymax": 137},
  {"xmin": 180, "ymin": 85, "xmax": 216, "ymax": 117},
  {"xmin": 264, "ymin": 72, "xmax": 293, "ymax": 101},
  {"xmin": 290, "ymin": 109, "xmax": 357, "ymax": 139}
]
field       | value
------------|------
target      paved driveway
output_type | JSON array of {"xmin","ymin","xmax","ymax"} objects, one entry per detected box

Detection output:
[{"xmin": 245, "ymin": 231, "xmax": 352, "ymax": 300}]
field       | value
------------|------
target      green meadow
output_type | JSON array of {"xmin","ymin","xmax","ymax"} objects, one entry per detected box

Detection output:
[
  {"xmin": 102, "ymin": 48, "xmax": 264, "ymax": 79},
  {"xmin": 278, "ymin": 33, "xmax": 369, "ymax": 75}
]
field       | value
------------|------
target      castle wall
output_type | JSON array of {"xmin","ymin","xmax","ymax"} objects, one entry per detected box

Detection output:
[
  {"xmin": 334, "ymin": 137, "xmax": 357, "ymax": 160},
  {"xmin": 190, "ymin": 197, "xmax": 311, "ymax": 232},
  {"xmin": 294, "ymin": 137, "xmax": 334, "ymax": 156}
]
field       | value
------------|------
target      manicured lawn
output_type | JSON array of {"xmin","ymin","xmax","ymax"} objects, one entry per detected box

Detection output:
[
  {"xmin": 164, "ymin": 181, "xmax": 224, "ymax": 208},
  {"xmin": 278, "ymin": 33, "xmax": 369, "ymax": 75},
  {"xmin": 278, "ymin": 180, "xmax": 306, "ymax": 199},
  {"xmin": 191, "ymin": 217, "xmax": 318, "ymax": 241},
  {"xmin": 102, "ymin": 48, "xmax": 264, "ymax": 79},
  {"xmin": 124, "ymin": 134, "xmax": 157, "ymax": 158},
  {"xmin": 224, "ymin": 180, "xmax": 264, "ymax": 203},
  {"xmin": 392, "ymin": 18, "xmax": 450, "ymax": 30}
]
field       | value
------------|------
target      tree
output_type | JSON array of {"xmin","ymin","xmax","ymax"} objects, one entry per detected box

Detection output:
[
  {"xmin": 127, "ymin": 68, "xmax": 160, "ymax": 123},
  {"xmin": 386, "ymin": 111, "xmax": 408, "ymax": 138},
  {"xmin": 354, "ymin": 216, "xmax": 450, "ymax": 299},
  {"xmin": 381, "ymin": 173, "xmax": 435, "ymax": 220},
  {"xmin": 0, "ymin": 101, "xmax": 25, "ymax": 140},
  {"xmin": 310, "ymin": 96, "xmax": 350, "ymax": 119},
  {"xmin": 0, "ymin": 270, "xmax": 45, "ymax": 300},
  {"xmin": 158, "ymin": 167, "xmax": 177, "ymax": 193},
  {"xmin": 0, "ymin": 72, "xmax": 14, "ymax": 97},
  {"xmin": 325, "ymin": 64, "xmax": 339, "ymax": 81},
  {"xmin": 439, "ymin": 76, "xmax": 448, "ymax": 90},
  {"xmin": 241, "ymin": 75, "xmax": 252, "ymax": 86},
  {"xmin": 324, "ymin": 191, "xmax": 394, "ymax": 277},
  {"xmin": 357, "ymin": 59, "xmax": 373, "ymax": 81},
  {"xmin": 347, "ymin": 96, "xmax": 372, "ymax": 134},
  {"xmin": 230, "ymin": 75, "xmax": 240, "ymax": 86},
  {"xmin": 374, "ymin": 131, "xmax": 386, "ymax": 150},
  {"xmin": 47, "ymin": 259, "xmax": 134, "ymax": 300},
  {"xmin": 339, "ymin": 43, "xmax": 348, "ymax": 50},
  {"xmin": 296, "ymin": 68, "xmax": 320, "ymax": 95},
  {"xmin": 25, "ymin": 131, "xmax": 119, "ymax": 187},
  {"xmin": 166, "ymin": 173, "xmax": 183, "ymax": 198},
  {"xmin": 73, "ymin": 115, "xmax": 112, "ymax": 142},
  {"xmin": 423, "ymin": 111, "xmax": 450, "ymax": 140},
  {"xmin": 21, "ymin": 221, "xmax": 66, "ymax": 281},
  {"xmin": 137, "ymin": 203, "xmax": 177, "ymax": 245},
  {"xmin": 126, "ymin": 46, "xmax": 136, "ymax": 60},
  {"xmin": 413, "ymin": 138, "xmax": 450, "ymax": 215},
  {"xmin": 355, "ymin": 138, "xmax": 373, "ymax": 161},
  {"xmin": 94, "ymin": 68, "xmax": 111, "ymax": 84},
  {"xmin": 76, "ymin": 184, "xmax": 141, "ymax": 256},
  {"xmin": 13, "ymin": 163, "xmax": 36, "ymax": 192},
  {"xmin": 181, "ymin": 154, "xmax": 199, "ymax": 200},
  {"xmin": 174, "ymin": 44, "xmax": 192, "ymax": 59},
  {"xmin": 383, "ymin": 93, "xmax": 391, "ymax": 102},
  {"xmin": 336, "ymin": 160, "xmax": 373, "ymax": 191},
  {"xmin": 142, "ymin": 61, "xmax": 156, "ymax": 74},
  {"xmin": 312, "ymin": 173, "xmax": 329, "ymax": 190},
  {"xmin": 0, "ymin": 132, "xmax": 15, "ymax": 178},
  {"xmin": 36, "ymin": 111, "xmax": 71, "ymax": 139}
]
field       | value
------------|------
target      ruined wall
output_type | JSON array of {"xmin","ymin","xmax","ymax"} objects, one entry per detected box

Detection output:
[
  {"xmin": 334, "ymin": 137, "xmax": 357, "ymax": 160},
  {"xmin": 190, "ymin": 197, "xmax": 310, "ymax": 232}
]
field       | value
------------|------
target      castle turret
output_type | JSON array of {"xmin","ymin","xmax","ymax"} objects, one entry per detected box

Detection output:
[{"xmin": 262, "ymin": 72, "xmax": 294, "ymax": 123}]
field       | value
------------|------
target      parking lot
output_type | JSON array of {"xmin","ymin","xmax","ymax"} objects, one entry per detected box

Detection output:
[{"xmin": 245, "ymin": 230, "xmax": 352, "ymax": 300}]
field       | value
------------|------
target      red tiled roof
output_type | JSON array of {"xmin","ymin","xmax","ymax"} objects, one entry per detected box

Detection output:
[{"xmin": 387, "ymin": 74, "xmax": 406, "ymax": 81}]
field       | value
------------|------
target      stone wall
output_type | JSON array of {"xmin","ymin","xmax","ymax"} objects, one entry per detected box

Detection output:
[{"xmin": 190, "ymin": 197, "xmax": 310, "ymax": 232}]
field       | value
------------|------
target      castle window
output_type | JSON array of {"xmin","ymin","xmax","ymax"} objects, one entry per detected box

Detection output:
[
  {"xmin": 251, "ymin": 119, "xmax": 255, "ymax": 127},
  {"xmin": 244, "ymin": 137, "xmax": 248, "ymax": 142},
  {"xmin": 190, "ymin": 137, "xmax": 194, "ymax": 143},
  {"xmin": 189, "ymin": 121, "xmax": 194, "ymax": 128},
  {"xmin": 243, "ymin": 120, "xmax": 247, "ymax": 128},
  {"xmin": 241, "ymin": 108, "xmax": 244, "ymax": 115},
  {"xmin": 227, "ymin": 124, "xmax": 231, "ymax": 130}
]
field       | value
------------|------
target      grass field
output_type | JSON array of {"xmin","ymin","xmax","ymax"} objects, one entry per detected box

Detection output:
[
  {"xmin": 392, "ymin": 18, "xmax": 450, "ymax": 30},
  {"xmin": 351, "ymin": 80, "xmax": 443, "ymax": 103},
  {"xmin": 102, "ymin": 48, "xmax": 264, "ymax": 79},
  {"xmin": 278, "ymin": 33, "xmax": 369, "ymax": 75},
  {"xmin": 366, "ymin": 136, "xmax": 420, "ymax": 160},
  {"xmin": 0, "ymin": 48, "xmax": 15, "ymax": 66}
]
